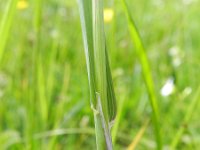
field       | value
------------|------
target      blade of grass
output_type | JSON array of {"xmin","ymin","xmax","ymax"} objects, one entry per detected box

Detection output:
[
  {"xmin": 37, "ymin": 57, "xmax": 48, "ymax": 124},
  {"xmin": 34, "ymin": 0, "xmax": 48, "ymax": 125},
  {"xmin": 0, "ymin": 0, "xmax": 18, "ymax": 62},
  {"xmin": 93, "ymin": 0, "xmax": 117, "ymax": 130},
  {"xmin": 106, "ymin": 48, "xmax": 117, "ymax": 123},
  {"xmin": 78, "ymin": 0, "xmax": 117, "ymax": 149},
  {"xmin": 112, "ymin": 90, "xmax": 126, "ymax": 144},
  {"xmin": 121, "ymin": 0, "xmax": 162, "ymax": 149},
  {"xmin": 170, "ymin": 86, "xmax": 200, "ymax": 149},
  {"xmin": 23, "ymin": 0, "xmax": 45, "ymax": 148},
  {"xmin": 78, "ymin": 1, "xmax": 106, "ymax": 149},
  {"xmin": 127, "ymin": 119, "xmax": 150, "ymax": 150},
  {"xmin": 1, "ymin": 128, "xmax": 94, "ymax": 149},
  {"xmin": 92, "ymin": 0, "xmax": 108, "ymax": 123},
  {"xmin": 78, "ymin": 0, "xmax": 96, "ymax": 106}
]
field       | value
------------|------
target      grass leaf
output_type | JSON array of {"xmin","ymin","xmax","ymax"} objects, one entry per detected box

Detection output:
[
  {"xmin": 78, "ymin": 0, "xmax": 117, "ymax": 149},
  {"xmin": 170, "ymin": 86, "xmax": 200, "ymax": 149},
  {"xmin": 0, "ymin": 0, "xmax": 18, "ymax": 62},
  {"xmin": 121, "ymin": 0, "xmax": 162, "ymax": 149}
]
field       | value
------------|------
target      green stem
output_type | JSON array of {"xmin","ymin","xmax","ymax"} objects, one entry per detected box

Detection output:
[{"xmin": 78, "ymin": 0, "xmax": 115, "ymax": 149}]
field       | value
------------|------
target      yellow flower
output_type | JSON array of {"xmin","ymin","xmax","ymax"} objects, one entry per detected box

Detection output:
[
  {"xmin": 104, "ymin": 8, "xmax": 114, "ymax": 23},
  {"xmin": 17, "ymin": 0, "xmax": 29, "ymax": 10}
]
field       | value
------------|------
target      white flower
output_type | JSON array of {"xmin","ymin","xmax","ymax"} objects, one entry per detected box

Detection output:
[
  {"xmin": 160, "ymin": 77, "xmax": 175, "ymax": 97},
  {"xmin": 169, "ymin": 46, "xmax": 180, "ymax": 57}
]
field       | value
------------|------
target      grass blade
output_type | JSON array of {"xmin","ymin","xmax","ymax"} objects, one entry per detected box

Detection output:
[
  {"xmin": 112, "ymin": 91, "xmax": 126, "ymax": 144},
  {"xmin": 106, "ymin": 49, "xmax": 117, "ymax": 123},
  {"xmin": 78, "ymin": 0, "xmax": 117, "ymax": 149},
  {"xmin": 170, "ymin": 86, "xmax": 200, "ymax": 149},
  {"xmin": 78, "ymin": 2, "xmax": 105, "ymax": 149},
  {"xmin": 34, "ymin": 0, "xmax": 48, "ymax": 125},
  {"xmin": 78, "ymin": 0, "xmax": 96, "ymax": 106},
  {"xmin": 92, "ymin": 0, "xmax": 108, "ymax": 123},
  {"xmin": 121, "ymin": 0, "xmax": 162, "ymax": 149},
  {"xmin": 0, "ymin": 0, "xmax": 18, "ymax": 62},
  {"xmin": 127, "ymin": 119, "xmax": 149, "ymax": 150}
]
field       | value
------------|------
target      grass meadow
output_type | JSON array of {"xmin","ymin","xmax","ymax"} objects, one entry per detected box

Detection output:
[{"xmin": 0, "ymin": 0, "xmax": 200, "ymax": 149}]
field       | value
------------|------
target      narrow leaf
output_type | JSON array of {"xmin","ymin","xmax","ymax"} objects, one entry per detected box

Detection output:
[
  {"xmin": 121, "ymin": 0, "xmax": 162, "ymax": 149},
  {"xmin": 170, "ymin": 86, "xmax": 200, "ymax": 149},
  {"xmin": 78, "ymin": 0, "xmax": 117, "ymax": 149},
  {"xmin": 0, "ymin": 0, "xmax": 18, "ymax": 62}
]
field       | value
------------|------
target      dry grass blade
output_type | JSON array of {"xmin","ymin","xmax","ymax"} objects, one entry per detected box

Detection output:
[{"xmin": 127, "ymin": 119, "xmax": 150, "ymax": 150}]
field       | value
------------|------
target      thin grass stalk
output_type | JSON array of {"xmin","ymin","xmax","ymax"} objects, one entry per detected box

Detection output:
[
  {"xmin": 78, "ymin": 1, "xmax": 104, "ymax": 149},
  {"xmin": 121, "ymin": 0, "xmax": 162, "ymax": 149},
  {"xmin": 93, "ymin": 0, "xmax": 108, "ymax": 123},
  {"xmin": 0, "ymin": 0, "xmax": 18, "ymax": 63},
  {"xmin": 127, "ymin": 119, "xmax": 150, "ymax": 150},
  {"xmin": 93, "ymin": 0, "xmax": 117, "ymax": 128},
  {"xmin": 48, "ymin": 64, "xmax": 71, "ymax": 150},
  {"xmin": 33, "ymin": 0, "xmax": 48, "ymax": 125},
  {"xmin": 78, "ymin": 0, "xmax": 117, "ymax": 149},
  {"xmin": 170, "ymin": 86, "xmax": 200, "ymax": 149}
]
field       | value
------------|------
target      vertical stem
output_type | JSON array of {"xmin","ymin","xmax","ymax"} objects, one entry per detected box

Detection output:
[
  {"xmin": 93, "ymin": 0, "xmax": 109, "ymax": 123},
  {"xmin": 94, "ymin": 112, "xmax": 107, "ymax": 150},
  {"xmin": 92, "ymin": 0, "xmax": 113, "ymax": 149},
  {"xmin": 78, "ymin": 0, "xmax": 114, "ymax": 149}
]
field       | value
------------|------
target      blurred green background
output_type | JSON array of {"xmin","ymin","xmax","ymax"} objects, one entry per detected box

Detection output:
[{"xmin": 0, "ymin": 0, "xmax": 200, "ymax": 149}]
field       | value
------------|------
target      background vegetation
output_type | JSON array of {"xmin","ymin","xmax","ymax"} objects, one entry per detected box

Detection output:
[{"xmin": 0, "ymin": 0, "xmax": 200, "ymax": 149}]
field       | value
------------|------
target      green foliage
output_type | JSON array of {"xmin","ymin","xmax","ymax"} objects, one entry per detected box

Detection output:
[{"xmin": 0, "ymin": 0, "xmax": 200, "ymax": 149}]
